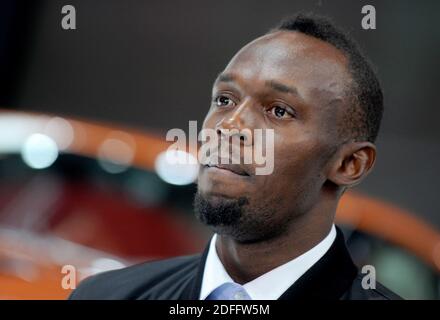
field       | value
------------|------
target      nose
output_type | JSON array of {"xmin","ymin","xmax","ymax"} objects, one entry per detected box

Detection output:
[{"xmin": 215, "ymin": 99, "xmax": 254, "ymax": 146}]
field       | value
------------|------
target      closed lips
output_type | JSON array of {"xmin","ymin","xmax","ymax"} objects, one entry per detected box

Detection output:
[{"xmin": 205, "ymin": 163, "xmax": 249, "ymax": 176}]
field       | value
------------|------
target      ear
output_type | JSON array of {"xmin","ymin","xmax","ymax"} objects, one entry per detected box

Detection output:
[{"xmin": 327, "ymin": 141, "xmax": 377, "ymax": 188}]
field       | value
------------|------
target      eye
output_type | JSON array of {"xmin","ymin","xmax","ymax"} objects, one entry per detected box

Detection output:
[
  {"xmin": 268, "ymin": 105, "xmax": 294, "ymax": 119},
  {"xmin": 213, "ymin": 95, "xmax": 235, "ymax": 108}
]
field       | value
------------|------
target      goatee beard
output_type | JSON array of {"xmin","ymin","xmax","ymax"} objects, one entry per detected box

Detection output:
[
  {"xmin": 193, "ymin": 191, "xmax": 285, "ymax": 243},
  {"xmin": 193, "ymin": 192, "xmax": 249, "ymax": 229}
]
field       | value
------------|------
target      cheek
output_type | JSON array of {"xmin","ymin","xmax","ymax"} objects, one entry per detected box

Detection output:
[
  {"xmin": 271, "ymin": 138, "xmax": 326, "ymax": 192},
  {"xmin": 252, "ymin": 142, "xmax": 325, "ymax": 216}
]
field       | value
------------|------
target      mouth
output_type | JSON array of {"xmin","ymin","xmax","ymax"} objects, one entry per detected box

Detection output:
[{"xmin": 204, "ymin": 163, "xmax": 250, "ymax": 177}]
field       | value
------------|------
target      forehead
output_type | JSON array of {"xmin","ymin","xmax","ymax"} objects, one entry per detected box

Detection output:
[{"xmin": 220, "ymin": 31, "xmax": 351, "ymax": 102}]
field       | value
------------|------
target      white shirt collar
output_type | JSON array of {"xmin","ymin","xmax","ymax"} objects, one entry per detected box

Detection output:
[{"xmin": 199, "ymin": 224, "xmax": 337, "ymax": 300}]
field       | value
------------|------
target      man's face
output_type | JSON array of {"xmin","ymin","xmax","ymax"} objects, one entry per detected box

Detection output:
[{"xmin": 195, "ymin": 31, "xmax": 351, "ymax": 242}]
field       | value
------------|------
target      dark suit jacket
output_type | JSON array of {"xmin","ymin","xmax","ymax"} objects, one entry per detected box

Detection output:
[{"xmin": 69, "ymin": 227, "xmax": 401, "ymax": 300}]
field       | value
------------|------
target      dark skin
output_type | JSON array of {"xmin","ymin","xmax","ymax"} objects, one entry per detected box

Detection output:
[{"xmin": 197, "ymin": 31, "xmax": 376, "ymax": 284}]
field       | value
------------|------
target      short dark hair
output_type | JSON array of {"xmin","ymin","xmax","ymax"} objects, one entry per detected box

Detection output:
[{"xmin": 270, "ymin": 13, "xmax": 383, "ymax": 143}]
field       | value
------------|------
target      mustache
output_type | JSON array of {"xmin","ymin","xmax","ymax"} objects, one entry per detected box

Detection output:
[
  {"xmin": 200, "ymin": 149, "xmax": 249, "ymax": 169},
  {"xmin": 196, "ymin": 128, "xmax": 275, "ymax": 175},
  {"xmin": 199, "ymin": 138, "xmax": 247, "ymax": 164}
]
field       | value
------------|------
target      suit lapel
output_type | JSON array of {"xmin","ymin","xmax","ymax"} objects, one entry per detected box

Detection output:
[
  {"xmin": 180, "ymin": 243, "xmax": 210, "ymax": 300},
  {"xmin": 278, "ymin": 227, "xmax": 358, "ymax": 300}
]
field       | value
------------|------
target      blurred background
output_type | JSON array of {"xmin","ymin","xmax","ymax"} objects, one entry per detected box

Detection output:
[{"xmin": 0, "ymin": 0, "xmax": 439, "ymax": 299}]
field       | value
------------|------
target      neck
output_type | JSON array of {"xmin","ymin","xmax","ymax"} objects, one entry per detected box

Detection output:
[{"xmin": 215, "ymin": 201, "xmax": 336, "ymax": 284}]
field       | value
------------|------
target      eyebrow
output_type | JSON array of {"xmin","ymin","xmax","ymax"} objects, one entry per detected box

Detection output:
[
  {"xmin": 215, "ymin": 72, "xmax": 236, "ymax": 83},
  {"xmin": 215, "ymin": 72, "xmax": 301, "ymax": 98},
  {"xmin": 265, "ymin": 80, "xmax": 299, "ymax": 97}
]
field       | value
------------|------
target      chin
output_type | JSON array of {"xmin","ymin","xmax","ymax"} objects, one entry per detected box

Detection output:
[
  {"xmin": 197, "ymin": 168, "xmax": 253, "ymax": 198},
  {"xmin": 197, "ymin": 181, "xmax": 251, "ymax": 201}
]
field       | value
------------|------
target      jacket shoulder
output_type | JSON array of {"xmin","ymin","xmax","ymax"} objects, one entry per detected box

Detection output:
[
  {"xmin": 343, "ymin": 274, "xmax": 403, "ymax": 300},
  {"xmin": 69, "ymin": 254, "xmax": 201, "ymax": 300}
]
